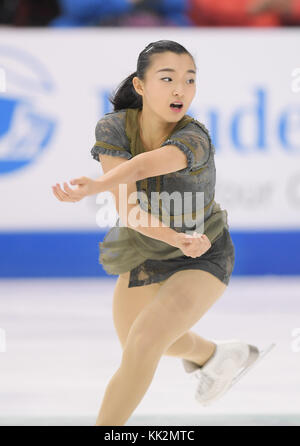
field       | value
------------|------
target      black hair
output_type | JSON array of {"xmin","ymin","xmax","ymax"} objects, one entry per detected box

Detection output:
[{"xmin": 109, "ymin": 40, "xmax": 196, "ymax": 112}]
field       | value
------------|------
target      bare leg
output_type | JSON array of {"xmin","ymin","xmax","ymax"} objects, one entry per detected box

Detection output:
[
  {"xmin": 164, "ymin": 331, "xmax": 217, "ymax": 366},
  {"xmin": 95, "ymin": 333, "xmax": 215, "ymax": 425},
  {"xmin": 113, "ymin": 273, "xmax": 218, "ymax": 368},
  {"xmin": 95, "ymin": 342, "xmax": 163, "ymax": 426},
  {"xmin": 156, "ymin": 278, "xmax": 217, "ymax": 365},
  {"xmin": 95, "ymin": 270, "xmax": 226, "ymax": 426}
]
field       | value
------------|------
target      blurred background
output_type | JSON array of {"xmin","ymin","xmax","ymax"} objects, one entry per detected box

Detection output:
[{"xmin": 0, "ymin": 0, "xmax": 300, "ymax": 426}]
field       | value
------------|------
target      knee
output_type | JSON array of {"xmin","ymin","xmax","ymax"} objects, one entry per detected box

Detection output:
[{"xmin": 123, "ymin": 330, "xmax": 167, "ymax": 361}]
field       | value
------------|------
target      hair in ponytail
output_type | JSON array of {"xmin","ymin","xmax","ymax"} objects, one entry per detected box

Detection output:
[{"xmin": 109, "ymin": 40, "xmax": 196, "ymax": 112}]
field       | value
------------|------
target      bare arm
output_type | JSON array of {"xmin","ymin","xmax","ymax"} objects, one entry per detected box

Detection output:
[
  {"xmin": 93, "ymin": 144, "xmax": 188, "ymax": 195},
  {"xmin": 52, "ymin": 151, "xmax": 210, "ymax": 256},
  {"xmin": 98, "ymin": 154, "xmax": 180, "ymax": 247}
]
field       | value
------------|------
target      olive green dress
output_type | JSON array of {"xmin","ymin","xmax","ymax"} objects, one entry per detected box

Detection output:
[{"xmin": 91, "ymin": 107, "xmax": 235, "ymax": 287}]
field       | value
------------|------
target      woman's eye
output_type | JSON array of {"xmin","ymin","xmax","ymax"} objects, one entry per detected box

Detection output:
[{"xmin": 161, "ymin": 77, "xmax": 195, "ymax": 84}]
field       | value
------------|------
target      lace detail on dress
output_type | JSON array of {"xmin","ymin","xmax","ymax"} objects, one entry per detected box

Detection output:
[
  {"xmin": 128, "ymin": 228, "xmax": 235, "ymax": 288},
  {"xmin": 161, "ymin": 120, "xmax": 212, "ymax": 174},
  {"xmin": 91, "ymin": 109, "xmax": 132, "ymax": 162}
]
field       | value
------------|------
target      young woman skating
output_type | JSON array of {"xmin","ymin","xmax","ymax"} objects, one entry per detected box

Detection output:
[{"xmin": 52, "ymin": 40, "xmax": 275, "ymax": 426}]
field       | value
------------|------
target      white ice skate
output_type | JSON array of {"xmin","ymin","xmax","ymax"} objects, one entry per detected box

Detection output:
[{"xmin": 182, "ymin": 339, "xmax": 276, "ymax": 406}]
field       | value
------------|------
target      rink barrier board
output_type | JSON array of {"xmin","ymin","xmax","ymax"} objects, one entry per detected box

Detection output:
[{"xmin": 0, "ymin": 230, "xmax": 299, "ymax": 277}]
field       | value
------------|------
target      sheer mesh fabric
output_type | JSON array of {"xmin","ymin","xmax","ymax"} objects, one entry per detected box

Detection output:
[
  {"xmin": 161, "ymin": 120, "xmax": 212, "ymax": 174},
  {"xmin": 91, "ymin": 110, "xmax": 132, "ymax": 162}
]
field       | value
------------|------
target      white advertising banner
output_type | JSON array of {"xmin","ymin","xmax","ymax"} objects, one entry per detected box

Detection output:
[{"xmin": 0, "ymin": 29, "xmax": 299, "ymax": 230}]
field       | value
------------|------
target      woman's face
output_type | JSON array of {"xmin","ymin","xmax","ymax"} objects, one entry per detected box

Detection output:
[{"xmin": 134, "ymin": 51, "xmax": 196, "ymax": 122}]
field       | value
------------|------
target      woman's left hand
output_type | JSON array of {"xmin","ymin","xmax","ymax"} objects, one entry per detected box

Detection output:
[
  {"xmin": 184, "ymin": 231, "xmax": 212, "ymax": 258},
  {"xmin": 52, "ymin": 176, "xmax": 97, "ymax": 202},
  {"xmin": 175, "ymin": 231, "xmax": 211, "ymax": 258}
]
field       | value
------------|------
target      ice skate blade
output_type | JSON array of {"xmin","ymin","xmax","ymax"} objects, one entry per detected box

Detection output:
[
  {"xmin": 198, "ymin": 342, "xmax": 276, "ymax": 407},
  {"xmin": 228, "ymin": 342, "xmax": 276, "ymax": 390}
]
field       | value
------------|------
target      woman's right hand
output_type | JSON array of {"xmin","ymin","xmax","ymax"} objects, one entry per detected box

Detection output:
[{"xmin": 174, "ymin": 231, "xmax": 212, "ymax": 258}]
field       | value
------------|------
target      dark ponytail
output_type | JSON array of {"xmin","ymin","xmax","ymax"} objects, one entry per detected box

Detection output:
[
  {"xmin": 109, "ymin": 71, "xmax": 141, "ymax": 111},
  {"xmin": 109, "ymin": 40, "xmax": 196, "ymax": 112}
]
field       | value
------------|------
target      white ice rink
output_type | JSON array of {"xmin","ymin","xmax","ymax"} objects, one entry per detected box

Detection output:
[{"xmin": 0, "ymin": 276, "xmax": 299, "ymax": 426}]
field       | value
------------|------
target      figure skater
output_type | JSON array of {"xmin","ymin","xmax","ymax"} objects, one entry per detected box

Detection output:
[{"xmin": 52, "ymin": 40, "xmax": 275, "ymax": 426}]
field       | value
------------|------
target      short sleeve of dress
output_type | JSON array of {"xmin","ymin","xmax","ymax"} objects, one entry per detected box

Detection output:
[
  {"xmin": 91, "ymin": 111, "xmax": 132, "ymax": 162},
  {"xmin": 161, "ymin": 120, "xmax": 212, "ymax": 174}
]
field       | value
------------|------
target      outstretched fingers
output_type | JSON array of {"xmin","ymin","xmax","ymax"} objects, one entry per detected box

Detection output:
[{"xmin": 52, "ymin": 182, "xmax": 78, "ymax": 202}]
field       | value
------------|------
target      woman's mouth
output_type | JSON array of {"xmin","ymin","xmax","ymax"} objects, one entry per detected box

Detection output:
[{"xmin": 170, "ymin": 102, "xmax": 183, "ymax": 113}]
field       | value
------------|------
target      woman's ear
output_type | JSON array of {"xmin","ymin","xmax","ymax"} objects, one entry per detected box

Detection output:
[{"xmin": 132, "ymin": 77, "xmax": 143, "ymax": 97}]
